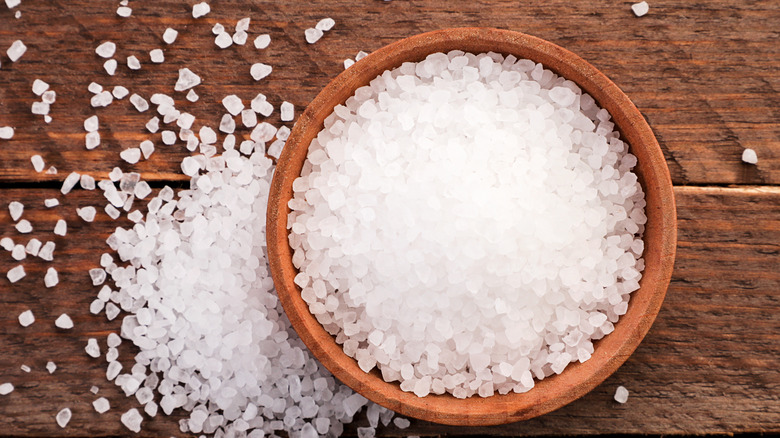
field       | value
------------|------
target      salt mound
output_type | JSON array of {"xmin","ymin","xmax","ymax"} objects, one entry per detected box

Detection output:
[{"xmin": 288, "ymin": 51, "xmax": 647, "ymax": 398}]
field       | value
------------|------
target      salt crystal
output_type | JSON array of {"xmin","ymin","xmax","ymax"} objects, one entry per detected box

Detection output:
[
  {"xmin": 356, "ymin": 51, "xmax": 369, "ymax": 61},
  {"xmin": 236, "ymin": 17, "xmax": 251, "ymax": 32},
  {"xmin": 32, "ymin": 79, "xmax": 49, "ymax": 95},
  {"xmin": 393, "ymin": 417, "xmax": 410, "ymax": 429},
  {"xmin": 93, "ymin": 397, "xmax": 110, "ymax": 413},
  {"xmin": 192, "ymin": 2, "xmax": 210, "ymax": 18},
  {"xmin": 89, "ymin": 268, "xmax": 106, "ymax": 285},
  {"xmin": 0, "ymin": 237, "xmax": 12, "ymax": 251},
  {"xmin": 212, "ymin": 23, "xmax": 225, "ymax": 35},
  {"xmin": 54, "ymin": 313, "xmax": 73, "ymax": 329},
  {"xmin": 316, "ymin": 17, "xmax": 335, "ymax": 31},
  {"xmin": 250, "ymin": 63, "xmax": 272, "ymax": 81},
  {"xmin": 77, "ymin": 206, "xmax": 97, "ymax": 222},
  {"xmin": 61, "ymin": 172, "xmax": 80, "ymax": 194},
  {"xmin": 140, "ymin": 140, "xmax": 155, "ymax": 159},
  {"xmin": 90, "ymin": 386, "xmax": 100, "ymax": 394},
  {"xmin": 742, "ymin": 148, "xmax": 758, "ymax": 164},
  {"xmin": 127, "ymin": 55, "xmax": 141, "ymax": 70},
  {"xmin": 107, "ymin": 332, "xmax": 121, "ymax": 347},
  {"xmin": 88, "ymin": 82, "xmax": 103, "ymax": 94},
  {"xmin": 18, "ymin": 309, "xmax": 34, "ymax": 326},
  {"xmin": 177, "ymin": 112, "xmax": 195, "ymax": 129},
  {"xmin": 112, "ymin": 86, "xmax": 129, "ymax": 99},
  {"xmin": 199, "ymin": 126, "xmax": 217, "ymax": 144},
  {"xmin": 7, "ymin": 40, "xmax": 27, "ymax": 62},
  {"xmin": 280, "ymin": 101, "xmax": 294, "ymax": 122},
  {"xmin": 162, "ymin": 28, "xmax": 178, "ymax": 44},
  {"xmin": 222, "ymin": 95, "xmax": 244, "ymax": 116},
  {"xmin": 120, "ymin": 148, "xmax": 142, "ymax": 164},
  {"xmin": 175, "ymin": 68, "xmax": 201, "ymax": 91},
  {"xmin": 20, "ymin": 364, "xmax": 30, "ymax": 372},
  {"xmin": 44, "ymin": 198, "xmax": 58, "ymax": 207},
  {"xmin": 44, "ymin": 267, "xmax": 59, "ymax": 288},
  {"xmin": 42, "ymin": 90, "xmax": 56, "ymax": 104},
  {"xmin": 150, "ymin": 49, "xmax": 164, "ymax": 63},
  {"xmin": 233, "ymin": 30, "xmax": 248, "ymax": 45},
  {"xmin": 134, "ymin": 181, "xmax": 152, "ymax": 199},
  {"xmin": 25, "ymin": 238, "xmax": 41, "ymax": 256},
  {"xmin": 186, "ymin": 90, "xmax": 199, "ymax": 102},
  {"xmin": 241, "ymin": 109, "xmax": 257, "ymax": 128},
  {"xmin": 11, "ymin": 244, "xmax": 25, "ymax": 260},
  {"xmin": 54, "ymin": 219, "xmax": 67, "ymax": 236},
  {"xmin": 31, "ymin": 102, "xmax": 50, "ymax": 115},
  {"xmin": 631, "ymin": 1, "xmax": 649, "ymax": 17},
  {"xmin": 219, "ymin": 114, "xmax": 236, "ymax": 133},
  {"xmin": 91, "ymin": 91, "xmax": 113, "ymax": 108},
  {"xmin": 0, "ymin": 126, "xmax": 14, "ymax": 139},
  {"xmin": 304, "ymin": 28, "xmax": 323, "ymax": 44},
  {"xmin": 15, "ymin": 219, "xmax": 32, "ymax": 233},
  {"xmin": 116, "ymin": 6, "xmax": 132, "ymax": 17},
  {"xmin": 146, "ymin": 117, "xmax": 159, "ymax": 133},
  {"xmin": 84, "ymin": 115, "xmax": 99, "ymax": 132},
  {"xmin": 254, "ymin": 34, "xmax": 271, "ymax": 49},
  {"xmin": 614, "ymin": 385, "xmax": 629, "ymax": 403},
  {"xmin": 215, "ymin": 32, "xmax": 233, "ymax": 49},
  {"xmin": 38, "ymin": 241, "xmax": 55, "ymax": 260},
  {"xmin": 104, "ymin": 59, "xmax": 118, "ymax": 75},
  {"xmin": 56, "ymin": 408, "xmax": 71, "ymax": 428},
  {"xmin": 47, "ymin": 361, "xmax": 56, "ymax": 373},
  {"xmin": 80, "ymin": 174, "xmax": 96, "ymax": 190},
  {"xmin": 85, "ymin": 338, "xmax": 100, "ymax": 358},
  {"xmin": 9, "ymin": 201, "xmax": 23, "ymax": 221},
  {"xmin": 46, "ymin": 166, "xmax": 57, "ymax": 174},
  {"xmin": 0, "ymin": 383, "xmax": 13, "ymax": 395},
  {"xmin": 31, "ymin": 155, "xmax": 45, "ymax": 172},
  {"xmin": 96, "ymin": 41, "xmax": 116, "ymax": 58}
]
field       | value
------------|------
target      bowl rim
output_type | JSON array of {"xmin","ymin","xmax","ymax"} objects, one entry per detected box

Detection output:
[{"xmin": 267, "ymin": 27, "xmax": 677, "ymax": 426}]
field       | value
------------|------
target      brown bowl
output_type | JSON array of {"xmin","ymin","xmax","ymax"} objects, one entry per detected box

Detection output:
[{"xmin": 267, "ymin": 28, "xmax": 677, "ymax": 426}]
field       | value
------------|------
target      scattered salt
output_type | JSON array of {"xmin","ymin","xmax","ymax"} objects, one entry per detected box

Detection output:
[
  {"xmin": 95, "ymin": 41, "xmax": 116, "ymax": 58},
  {"xmin": 631, "ymin": 1, "xmax": 649, "ymax": 17},
  {"xmin": 112, "ymin": 86, "xmax": 129, "ymax": 99},
  {"xmin": 15, "ymin": 219, "xmax": 32, "ymax": 233},
  {"xmin": 222, "ymin": 95, "xmax": 244, "ymax": 116},
  {"xmin": 54, "ymin": 219, "xmax": 67, "ymax": 236},
  {"xmin": 316, "ymin": 17, "xmax": 335, "ymax": 31},
  {"xmin": 191, "ymin": 2, "xmax": 210, "ymax": 18},
  {"xmin": 93, "ymin": 397, "xmax": 111, "ymax": 414},
  {"xmin": 47, "ymin": 361, "xmax": 57, "ymax": 373},
  {"xmin": 85, "ymin": 338, "xmax": 100, "ymax": 358},
  {"xmin": 174, "ymin": 68, "xmax": 201, "ymax": 91},
  {"xmin": 7, "ymin": 40, "xmax": 27, "ymax": 62},
  {"xmin": 54, "ymin": 313, "xmax": 73, "ymax": 329},
  {"xmin": 162, "ymin": 28, "xmax": 178, "ymax": 44},
  {"xmin": 120, "ymin": 148, "xmax": 142, "ymax": 164},
  {"xmin": 61, "ymin": 172, "xmax": 80, "ymax": 194},
  {"xmin": 280, "ymin": 101, "xmax": 294, "ymax": 122},
  {"xmin": 127, "ymin": 55, "xmax": 141, "ymax": 70},
  {"xmin": 55, "ymin": 408, "xmax": 71, "ymax": 428},
  {"xmin": 215, "ymin": 32, "xmax": 233, "ymax": 49},
  {"xmin": 32, "ymin": 79, "xmax": 49, "ymax": 95},
  {"xmin": 250, "ymin": 63, "xmax": 272, "ymax": 81},
  {"xmin": 742, "ymin": 148, "xmax": 758, "ymax": 164},
  {"xmin": 150, "ymin": 49, "xmax": 164, "ymax": 63},
  {"xmin": 304, "ymin": 28, "xmax": 323, "ymax": 44},
  {"xmin": 44, "ymin": 198, "xmax": 58, "ymax": 207},
  {"xmin": 9, "ymin": 201, "xmax": 23, "ymax": 221},
  {"xmin": 18, "ymin": 309, "xmax": 34, "ymax": 326},
  {"xmin": 77, "ymin": 206, "xmax": 97, "ymax": 222},
  {"xmin": 0, "ymin": 383, "xmax": 13, "ymax": 396},
  {"xmin": 116, "ymin": 5, "xmax": 132, "ymax": 17},
  {"xmin": 44, "ymin": 267, "xmax": 59, "ymax": 288},
  {"xmin": 254, "ymin": 34, "xmax": 271, "ymax": 49},
  {"xmin": 614, "ymin": 385, "xmax": 629, "ymax": 403},
  {"xmin": 0, "ymin": 126, "xmax": 14, "ymax": 139}
]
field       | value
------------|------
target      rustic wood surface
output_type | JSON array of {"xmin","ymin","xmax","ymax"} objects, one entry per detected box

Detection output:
[{"xmin": 0, "ymin": 0, "xmax": 778, "ymax": 437}]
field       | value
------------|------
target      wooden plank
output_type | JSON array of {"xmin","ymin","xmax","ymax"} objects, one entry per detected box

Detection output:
[
  {"xmin": 0, "ymin": 0, "xmax": 778, "ymax": 186},
  {"xmin": 0, "ymin": 186, "xmax": 777, "ymax": 436}
]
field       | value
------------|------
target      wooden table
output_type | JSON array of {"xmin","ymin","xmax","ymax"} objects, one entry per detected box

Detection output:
[{"xmin": 1, "ymin": 0, "xmax": 778, "ymax": 436}]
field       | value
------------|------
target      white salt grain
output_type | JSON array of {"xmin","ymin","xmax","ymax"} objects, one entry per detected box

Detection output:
[
  {"xmin": 236, "ymin": 17, "xmax": 251, "ymax": 32},
  {"xmin": 316, "ymin": 17, "xmax": 335, "ymax": 31},
  {"xmin": 215, "ymin": 32, "xmax": 233, "ymax": 49},
  {"xmin": 7, "ymin": 40, "xmax": 27, "ymax": 62},
  {"xmin": 18, "ymin": 309, "xmax": 34, "ymax": 326},
  {"xmin": 32, "ymin": 156, "xmax": 46, "ymax": 173},
  {"xmin": 112, "ymin": 86, "xmax": 129, "ymax": 99},
  {"xmin": 186, "ymin": 90, "xmax": 199, "ymax": 102},
  {"xmin": 192, "ymin": 2, "xmax": 210, "ymax": 18},
  {"xmin": 121, "ymin": 408, "xmax": 143, "ymax": 433},
  {"xmin": 96, "ymin": 41, "xmax": 116, "ymax": 58},
  {"xmin": 120, "ymin": 148, "xmax": 142, "ymax": 164},
  {"xmin": 77, "ymin": 206, "xmax": 97, "ymax": 222},
  {"xmin": 241, "ymin": 109, "xmax": 257, "ymax": 128},
  {"xmin": 56, "ymin": 408, "xmax": 71, "ymax": 428},
  {"xmin": 61, "ymin": 172, "xmax": 80, "ymax": 194},
  {"xmin": 32, "ymin": 79, "xmax": 49, "ymax": 95},
  {"xmin": 280, "ymin": 101, "xmax": 294, "ymax": 121},
  {"xmin": 89, "ymin": 268, "xmax": 106, "ymax": 285},
  {"xmin": 250, "ymin": 63, "xmax": 272, "ymax": 81},
  {"xmin": 86, "ymin": 132, "xmax": 101, "ymax": 150},
  {"xmin": 42, "ymin": 90, "xmax": 56, "ymax": 104},
  {"xmin": 162, "ymin": 28, "xmax": 178, "ymax": 44},
  {"xmin": 116, "ymin": 6, "xmax": 132, "ymax": 17},
  {"xmin": 104, "ymin": 59, "xmax": 116, "ymax": 74},
  {"xmin": 0, "ymin": 126, "xmax": 14, "ymax": 139},
  {"xmin": 80, "ymin": 174, "xmax": 95, "ymax": 190},
  {"xmin": 222, "ymin": 95, "xmax": 244, "ymax": 116},
  {"xmin": 54, "ymin": 313, "xmax": 73, "ymax": 329},
  {"xmin": 44, "ymin": 267, "xmax": 59, "ymax": 288},
  {"xmin": 44, "ymin": 198, "xmax": 58, "ymax": 207},
  {"xmin": 39, "ymin": 241, "xmax": 55, "ymax": 260},
  {"xmin": 54, "ymin": 219, "xmax": 67, "ymax": 236},
  {"xmin": 85, "ymin": 338, "xmax": 100, "ymax": 358},
  {"xmin": 233, "ymin": 30, "xmax": 248, "ymax": 45},
  {"xmin": 91, "ymin": 91, "xmax": 113, "ymax": 108},
  {"xmin": 127, "ymin": 55, "xmax": 141, "ymax": 70},
  {"xmin": 11, "ymin": 244, "xmax": 25, "ymax": 260},
  {"xmin": 742, "ymin": 148, "xmax": 758, "ymax": 164},
  {"xmin": 20, "ymin": 364, "xmax": 31, "ymax": 373},
  {"xmin": 212, "ymin": 23, "xmax": 225, "ymax": 35},
  {"xmin": 93, "ymin": 397, "xmax": 110, "ymax": 414},
  {"xmin": 25, "ymin": 238, "xmax": 41, "ymax": 256},
  {"xmin": 631, "ymin": 1, "xmax": 649, "ymax": 17},
  {"xmin": 614, "ymin": 385, "xmax": 629, "ymax": 403},
  {"xmin": 84, "ymin": 115, "xmax": 99, "ymax": 132},
  {"xmin": 88, "ymin": 82, "xmax": 103, "ymax": 94},
  {"xmin": 139, "ymin": 140, "xmax": 155, "ymax": 159},
  {"xmin": 0, "ymin": 237, "xmax": 13, "ymax": 251},
  {"xmin": 146, "ymin": 117, "xmax": 159, "ymax": 133},
  {"xmin": 150, "ymin": 49, "xmax": 164, "ymax": 63},
  {"xmin": 9, "ymin": 201, "xmax": 23, "ymax": 221},
  {"xmin": 254, "ymin": 34, "xmax": 271, "ymax": 49},
  {"xmin": 90, "ymin": 386, "xmax": 100, "ymax": 394},
  {"xmin": 31, "ymin": 102, "xmax": 50, "ymax": 115},
  {"xmin": 304, "ymin": 28, "xmax": 323, "ymax": 44},
  {"xmin": 0, "ymin": 383, "xmax": 13, "ymax": 395},
  {"xmin": 175, "ymin": 68, "xmax": 201, "ymax": 91},
  {"xmin": 46, "ymin": 361, "xmax": 56, "ymax": 373},
  {"xmin": 134, "ymin": 181, "xmax": 152, "ymax": 199},
  {"xmin": 15, "ymin": 219, "xmax": 32, "ymax": 233}
]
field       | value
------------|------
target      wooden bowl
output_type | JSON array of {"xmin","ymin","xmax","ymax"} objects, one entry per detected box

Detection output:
[{"xmin": 267, "ymin": 28, "xmax": 677, "ymax": 426}]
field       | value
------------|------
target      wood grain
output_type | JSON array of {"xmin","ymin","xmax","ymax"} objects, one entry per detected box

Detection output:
[
  {"xmin": 1, "ymin": 186, "xmax": 778, "ymax": 436},
  {"xmin": 0, "ymin": 0, "xmax": 777, "ymax": 186}
]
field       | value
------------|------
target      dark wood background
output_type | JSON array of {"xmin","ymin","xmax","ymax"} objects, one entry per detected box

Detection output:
[{"xmin": 0, "ymin": 0, "xmax": 778, "ymax": 436}]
